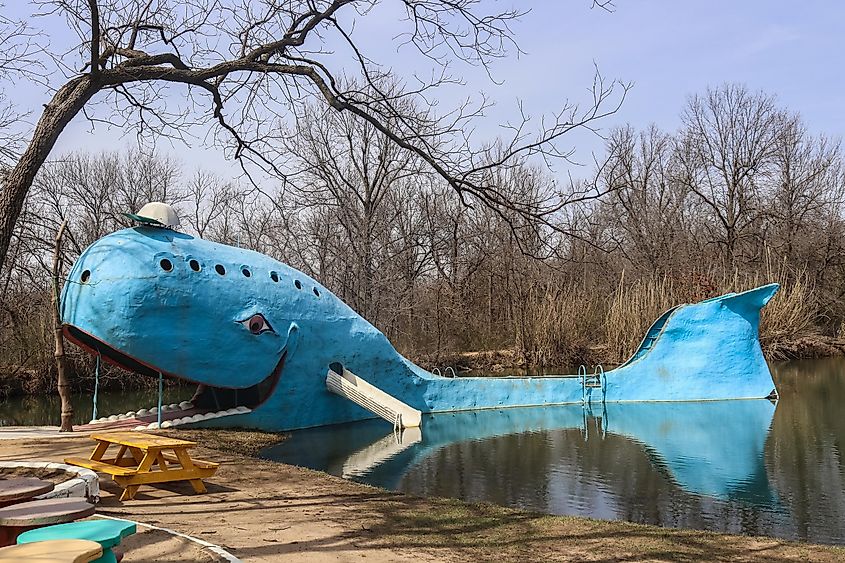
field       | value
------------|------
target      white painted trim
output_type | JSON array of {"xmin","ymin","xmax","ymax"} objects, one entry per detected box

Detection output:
[
  {"xmin": 95, "ymin": 514, "xmax": 241, "ymax": 562},
  {"xmin": 0, "ymin": 461, "xmax": 99, "ymax": 502}
]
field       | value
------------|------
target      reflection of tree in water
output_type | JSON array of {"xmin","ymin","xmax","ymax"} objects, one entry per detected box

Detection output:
[
  {"xmin": 398, "ymin": 426, "xmax": 794, "ymax": 539},
  {"xmin": 767, "ymin": 359, "xmax": 845, "ymax": 543}
]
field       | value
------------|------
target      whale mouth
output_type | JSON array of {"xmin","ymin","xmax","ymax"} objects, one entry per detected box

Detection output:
[{"xmin": 63, "ymin": 325, "xmax": 283, "ymax": 430}]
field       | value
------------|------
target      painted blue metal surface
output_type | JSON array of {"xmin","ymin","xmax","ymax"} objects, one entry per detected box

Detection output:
[{"xmin": 60, "ymin": 227, "xmax": 780, "ymax": 431}]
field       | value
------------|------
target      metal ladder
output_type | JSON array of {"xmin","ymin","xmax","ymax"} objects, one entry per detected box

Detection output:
[
  {"xmin": 579, "ymin": 364, "xmax": 606, "ymax": 405},
  {"xmin": 579, "ymin": 365, "xmax": 608, "ymax": 442}
]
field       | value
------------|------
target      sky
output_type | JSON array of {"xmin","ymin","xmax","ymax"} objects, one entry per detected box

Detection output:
[{"xmin": 4, "ymin": 1, "xmax": 844, "ymax": 182}]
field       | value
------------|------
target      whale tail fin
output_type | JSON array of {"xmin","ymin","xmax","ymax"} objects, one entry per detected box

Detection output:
[{"xmin": 720, "ymin": 283, "xmax": 780, "ymax": 316}]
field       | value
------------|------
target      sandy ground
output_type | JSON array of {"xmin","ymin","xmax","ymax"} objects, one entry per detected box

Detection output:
[{"xmin": 2, "ymin": 432, "xmax": 844, "ymax": 562}]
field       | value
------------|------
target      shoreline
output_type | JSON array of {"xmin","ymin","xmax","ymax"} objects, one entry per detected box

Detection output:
[
  {"xmin": 0, "ymin": 429, "xmax": 842, "ymax": 562},
  {"xmin": 412, "ymin": 335, "xmax": 845, "ymax": 374},
  {"xmin": 4, "ymin": 336, "xmax": 845, "ymax": 400}
]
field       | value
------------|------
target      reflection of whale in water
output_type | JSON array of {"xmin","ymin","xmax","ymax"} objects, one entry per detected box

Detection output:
[{"xmin": 263, "ymin": 400, "xmax": 777, "ymax": 502}]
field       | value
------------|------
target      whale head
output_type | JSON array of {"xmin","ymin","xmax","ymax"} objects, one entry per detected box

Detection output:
[{"xmin": 60, "ymin": 227, "xmax": 328, "ymax": 409}]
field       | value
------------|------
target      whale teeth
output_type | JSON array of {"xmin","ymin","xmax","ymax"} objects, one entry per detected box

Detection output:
[
  {"xmin": 178, "ymin": 401, "xmax": 194, "ymax": 410},
  {"xmin": 160, "ymin": 420, "xmax": 173, "ymax": 428},
  {"xmin": 136, "ymin": 408, "xmax": 150, "ymax": 417},
  {"xmin": 125, "ymin": 411, "xmax": 136, "ymax": 418},
  {"xmin": 133, "ymin": 425, "xmax": 146, "ymax": 431},
  {"xmin": 145, "ymin": 422, "xmax": 159, "ymax": 430},
  {"xmin": 234, "ymin": 406, "xmax": 251, "ymax": 414},
  {"xmin": 168, "ymin": 403, "xmax": 179, "ymax": 410}
]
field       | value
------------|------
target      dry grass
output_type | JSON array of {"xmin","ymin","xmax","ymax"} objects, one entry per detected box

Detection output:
[
  {"xmin": 604, "ymin": 274, "xmax": 680, "ymax": 363},
  {"xmin": 515, "ymin": 282, "xmax": 604, "ymax": 368},
  {"xmin": 515, "ymin": 267, "xmax": 822, "ymax": 368}
]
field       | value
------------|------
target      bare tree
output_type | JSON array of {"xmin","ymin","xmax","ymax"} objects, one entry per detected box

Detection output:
[
  {"xmin": 675, "ymin": 84, "xmax": 784, "ymax": 268},
  {"xmin": 278, "ymin": 100, "xmax": 427, "ymax": 320},
  {"xmin": 0, "ymin": 0, "xmax": 627, "ymax": 273},
  {"xmin": 599, "ymin": 125, "xmax": 695, "ymax": 273},
  {"xmin": 769, "ymin": 118, "xmax": 844, "ymax": 265}
]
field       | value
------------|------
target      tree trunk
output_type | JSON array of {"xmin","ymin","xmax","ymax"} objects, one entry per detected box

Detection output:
[
  {"xmin": 52, "ymin": 220, "xmax": 73, "ymax": 432},
  {"xmin": 0, "ymin": 76, "xmax": 98, "ymax": 272}
]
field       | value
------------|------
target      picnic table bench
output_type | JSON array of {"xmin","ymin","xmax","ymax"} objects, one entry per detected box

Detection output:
[
  {"xmin": 0, "ymin": 477, "xmax": 54, "ymax": 508},
  {"xmin": 65, "ymin": 431, "xmax": 219, "ymax": 501},
  {"xmin": 0, "ymin": 538, "xmax": 103, "ymax": 562}
]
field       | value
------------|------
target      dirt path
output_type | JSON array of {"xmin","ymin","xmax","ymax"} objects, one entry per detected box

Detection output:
[{"xmin": 1, "ymin": 433, "xmax": 843, "ymax": 562}]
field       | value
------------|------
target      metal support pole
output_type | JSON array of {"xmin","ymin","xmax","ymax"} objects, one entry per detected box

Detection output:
[{"xmin": 157, "ymin": 372, "xmax": 163, "ymax": 429}]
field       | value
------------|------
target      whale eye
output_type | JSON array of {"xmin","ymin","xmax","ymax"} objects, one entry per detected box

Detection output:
[{"xmin": 239, "ymin": 313, "xmax": 274, "ymax": 335}]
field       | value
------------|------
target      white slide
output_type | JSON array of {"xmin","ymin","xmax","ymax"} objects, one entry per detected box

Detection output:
[{"xmin": 326, "ymin": 367, "xmax": 423, "ymax": 428}]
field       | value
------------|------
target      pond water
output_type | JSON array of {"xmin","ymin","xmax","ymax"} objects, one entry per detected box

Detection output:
[
  {"xmin": 260, "ymin": 358, "xmax": 845, "ymax": 545},
  {"xmin": 0, "ymin": 386, "xmax": 194, "ymax": 427}
]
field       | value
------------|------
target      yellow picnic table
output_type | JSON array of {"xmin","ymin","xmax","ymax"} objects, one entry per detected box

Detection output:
[{"xmin": 65, "ymin": 431, "xmax": 219, "ymax": 501}]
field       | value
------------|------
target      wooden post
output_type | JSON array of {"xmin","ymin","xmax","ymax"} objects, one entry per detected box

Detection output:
[{"xmin": 52, "ymin": 220, "xmax": 73, "ymax": 432}]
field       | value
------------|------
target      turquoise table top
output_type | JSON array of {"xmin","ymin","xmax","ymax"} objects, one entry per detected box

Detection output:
[{"xmin": 17, "ymin": 519, "xmax": 136, "ymax": 548}]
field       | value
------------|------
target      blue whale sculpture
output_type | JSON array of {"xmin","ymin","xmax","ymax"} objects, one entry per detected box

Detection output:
[{"xmin": 61, "ymin": 226, "xmax": 780, "ymax": 431}]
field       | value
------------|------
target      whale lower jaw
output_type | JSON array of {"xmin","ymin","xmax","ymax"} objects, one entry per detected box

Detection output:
[
  {"xmin": 80, "ymin": 401, "xmax": 253, "ymax": 431},
  {"xmin": 63, "ymin": 324, "xmax": 283, "ymax": 431}
]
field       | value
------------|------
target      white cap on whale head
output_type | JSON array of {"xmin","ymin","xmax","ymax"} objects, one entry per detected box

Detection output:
[{"xmin": 124, "ymin": 202, "xmax": 181, "ymax": 229}]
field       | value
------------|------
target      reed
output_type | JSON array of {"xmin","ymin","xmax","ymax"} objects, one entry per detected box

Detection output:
[
  {"xmin": 514, "ymin": 282, "xmax": 604, "ymax": 368},
  {"xmin": 515, "ymin": 267, "xmax": 822, "ymax": 369}
]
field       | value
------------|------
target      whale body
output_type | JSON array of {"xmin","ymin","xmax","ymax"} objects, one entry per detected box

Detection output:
[{"xmin": 61, "ymin": 226, "xmax": 779, "ymax": 431}]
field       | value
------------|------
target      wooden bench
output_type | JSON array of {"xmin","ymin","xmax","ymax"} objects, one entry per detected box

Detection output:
[
  {"xmin": 159, "ymin": 452, "xmax": 218, "ymax": 470},
  {"xmin": 0, "ymin": 539, "xmax": 103, "ymax": 562},
  {"xmin": 65, "ymin": 431, "xmax": 220, "ymax": 501},
  {"xmin": 62, "ymin": 458, "xmax": 139, "ymax": 477}
]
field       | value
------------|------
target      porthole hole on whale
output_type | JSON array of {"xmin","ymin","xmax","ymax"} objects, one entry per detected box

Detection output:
[
  {"xmin": 80, "ymin": 270, "xmax": 91, "ymax": 283},
  {"xmin": 159, "ymin": 258, "xmax": 173, "ymax": 272},
  {"xmin": 270, "ymin": 271, "xmax": 279, "ymax": 283},
  {"xmin": 242, "ymin": 267, "xmax": 251, "ymax": 278},
  {"xmin": 189, "ymin": 259, "xmax": 201, "ymax": 272},
  {"xmin": 313, "ymin": 287, "xmax": 320, "ymax": 297},
  {"xmin": 215, "ymin": 264, "xmax": 226, "ymax": 275},
  {"xmin": 63, "ymin": 325, "xmax": 283, "ymax": 414},
  {"xmin": 294, "ymin": 279, "xmax": 302, "ymax": 290}
]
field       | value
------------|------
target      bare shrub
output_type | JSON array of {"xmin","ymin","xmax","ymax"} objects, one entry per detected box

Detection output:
[
  {"xmin": 604, "ymin": 274, "xmax": 679, "ymax": 364},
  {"xmin": 515, "ymin": 282, "xmax": 604, "ymax": 369}
]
